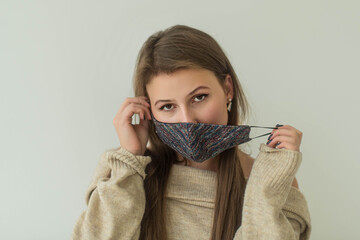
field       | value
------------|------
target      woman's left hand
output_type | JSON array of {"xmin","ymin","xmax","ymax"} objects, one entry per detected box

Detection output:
[{"xmin": 266, "ymin": 125, "xmax": 303, "ymax": 152}]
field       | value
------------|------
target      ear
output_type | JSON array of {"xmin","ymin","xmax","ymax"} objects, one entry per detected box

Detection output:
[{"xmin": 224, "ymin": 74, "xmax": 234, "ymax": 100}]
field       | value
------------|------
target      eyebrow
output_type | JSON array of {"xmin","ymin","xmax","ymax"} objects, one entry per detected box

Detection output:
[{"xmin": 154, "ymin": 86, "xmax": 210, "ymax": 106}]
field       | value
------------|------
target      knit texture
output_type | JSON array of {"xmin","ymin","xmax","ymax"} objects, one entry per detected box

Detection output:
[
  {"xmin": 152, "ymin": 113, "xmax": 251, "ymax": 162},
  {"xmin": 71, "ymin": 143, "xmax": 311, "ymax": 239}
]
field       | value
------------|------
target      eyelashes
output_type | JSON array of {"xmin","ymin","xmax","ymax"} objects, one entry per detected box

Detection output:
[
  {"xmin": 194, "ymin": 94, "xmax": 208, "ymax": 102},
  {"xmin": 159, "ymin": 94, "xmax": 209, "ymax": 111}
]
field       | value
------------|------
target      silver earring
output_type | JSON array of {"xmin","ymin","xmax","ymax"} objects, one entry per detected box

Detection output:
[{"xmin": 227, "ymin": 99, "xmax": 232, "ymax": 112}]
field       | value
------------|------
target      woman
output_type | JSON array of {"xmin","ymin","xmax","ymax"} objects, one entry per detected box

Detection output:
[{"xmin": 72, "ymin": 25, "xmax": 311, "ymax": 240}]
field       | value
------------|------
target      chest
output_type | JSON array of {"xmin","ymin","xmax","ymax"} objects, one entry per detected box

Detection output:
[{"xmin": 164, "ymin": 198, "xmax": 215, "ymax": 240}]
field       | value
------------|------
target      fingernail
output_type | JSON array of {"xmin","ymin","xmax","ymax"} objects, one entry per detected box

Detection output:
[{"xmin": 267, "ymin": 134, "xmax": 273, "ymax": 140}]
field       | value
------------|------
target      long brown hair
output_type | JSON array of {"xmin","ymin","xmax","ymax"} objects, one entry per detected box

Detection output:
[{"xmin": 133, "ymin": 25, "xmax": 251, "ymax": 240}]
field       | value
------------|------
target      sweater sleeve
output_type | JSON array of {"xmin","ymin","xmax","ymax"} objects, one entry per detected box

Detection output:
[
  {"xmin": 234, "ymin": 143, "xmax": 312, "ymax": 240},
  {"xmin": 71, "ymin": 147, "xmax": 152, "ymax": 240}
]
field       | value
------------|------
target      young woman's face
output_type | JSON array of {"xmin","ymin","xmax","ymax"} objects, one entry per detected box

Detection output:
[{"xmin": 146, "ymin": 68, "xmax": 233, "ymax": 125}]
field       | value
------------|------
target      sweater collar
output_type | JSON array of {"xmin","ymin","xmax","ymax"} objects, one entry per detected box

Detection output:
[{"xmin": 165, "ymin": 163, "xmax": 217, "ymax": 208}]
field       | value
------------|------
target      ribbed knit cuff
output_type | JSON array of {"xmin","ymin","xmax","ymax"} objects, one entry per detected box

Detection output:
[
  {"xmin": 251, "ymin": 143, "xmax": 302, "ymax": 195},
  {"xmin": 105, "ymin": 147, "xmax": 152, "ymax": 179}
]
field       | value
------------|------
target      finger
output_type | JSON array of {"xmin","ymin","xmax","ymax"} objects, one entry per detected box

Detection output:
[
  {"xmin": 274, "ymin": 141, "xmax": 300, "ymax": 151},
  {"xmin": 120, "ymin": 97, "xmax": 151, "ymax": 113},
  {"xmin": 123, "ymin": 103, "xmax": 152, "ymax": 121},
  {"xmin": 139, "ymin": 95, "xmax": 151, "ymax": 103},
  {"xmin": 122, "ymin": 98, "xmax": 151, "ymax": 116},
  {"xmin": 273, "ymin": 125, "xmax": 301, "ymax": 135},
  {"xmin": 132, "ymin": 103, "xmax": 151, "ymax": 120},
  {"xmin": 272, "ymin": 125, "xmax": 282, "ymax": 134},
  {"xmin": 270, "ymin": 128, "xmax": 296, "ymax": 139},
  {"xmin": 136, "ymin": 96, "xmax": 151, "ymax": 106},
  {"xmin": 277, "ymin": 124, "xmax": 292, "ymax": 129},
  {"xmin": 274, "ymin": 141, "xmax": 286, "ymax": 149},
  {"xmin": 137, "ymin": 116, "xmax": 149, "ymax": 128},
  {"xmin": 266, "ymin": 135, "xmax": 295, "ymax": 148},
  {"xmin": 114, "ymin": 104, "xmax": 150, "ymax": 126}
]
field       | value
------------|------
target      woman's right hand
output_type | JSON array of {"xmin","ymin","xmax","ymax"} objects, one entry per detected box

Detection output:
[{"xmin": 113, "ymin": 96, "xmax": 152, "ymax": 156}]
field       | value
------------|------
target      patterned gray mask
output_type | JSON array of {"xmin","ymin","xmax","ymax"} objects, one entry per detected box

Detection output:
[{"xmin": 150, "ymin": 112, "xmax": 278, "ymax": 162}]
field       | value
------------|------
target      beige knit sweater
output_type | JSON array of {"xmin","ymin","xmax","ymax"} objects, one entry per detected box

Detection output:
[{"xmin": 71, "ymin": 143, "xmax": 311, "ymax": 239}]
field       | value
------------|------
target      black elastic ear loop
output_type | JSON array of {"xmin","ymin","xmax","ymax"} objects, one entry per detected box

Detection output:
[{"xmin": 248, "ymin": 126, "xmax": 279, "ymax": 139}]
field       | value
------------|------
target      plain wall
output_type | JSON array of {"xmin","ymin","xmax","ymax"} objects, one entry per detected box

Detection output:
[{"xmin": 1, "ymin": 0, "xmax": 359, "ymax": 239}]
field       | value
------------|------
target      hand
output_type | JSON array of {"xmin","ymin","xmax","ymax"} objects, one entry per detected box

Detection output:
[
  {"xmin": 113, "ymin": 96, "xmax": 152, "ymax": 156},
  {"xmin": 266, "ymin": 124, "xmax": 303, "ymax": 152}
]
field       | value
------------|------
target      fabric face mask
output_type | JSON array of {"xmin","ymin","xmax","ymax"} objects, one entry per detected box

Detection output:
[{"xmin": 150, "ymin": 112, "xmax": 279, "ymax": 163}]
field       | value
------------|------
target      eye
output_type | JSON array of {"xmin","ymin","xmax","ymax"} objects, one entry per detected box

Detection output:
[
  {"xmin": 194, "ymin": 94, "xmax": 208, "ymax": 102},
  {"xmin": 159, "ymin": 94, "xmax": 208, "ymax": 112},
  {"xmin": 159, "ymin": 104, "xmax": 173, "ymax": 111}
]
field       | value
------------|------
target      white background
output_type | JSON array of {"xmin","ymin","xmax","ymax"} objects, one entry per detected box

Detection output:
[{"xmin": 1, "ymin": 0, "xmax": 359, "ymax": 239}]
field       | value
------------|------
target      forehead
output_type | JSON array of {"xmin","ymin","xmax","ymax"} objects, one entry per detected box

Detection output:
[{"xmin": 146, "ymin": 68, "xmax": 222, "ymax": 99}]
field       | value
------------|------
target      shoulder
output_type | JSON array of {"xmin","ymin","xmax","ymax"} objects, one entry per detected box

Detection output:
[{"xmin": 237, "ymin": 149, "xmax": 255, "ymax": 181}]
